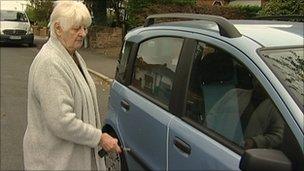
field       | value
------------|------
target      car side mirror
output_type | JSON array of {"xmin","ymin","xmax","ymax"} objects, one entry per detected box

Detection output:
[{"xmin": 239, "ymin": 149, "xmax": 292, "ymax": 171}]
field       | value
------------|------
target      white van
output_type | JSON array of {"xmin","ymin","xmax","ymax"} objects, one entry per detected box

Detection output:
[{"xmin": 0, "ymin": 9, "xmax": 34, "ymax": 46}]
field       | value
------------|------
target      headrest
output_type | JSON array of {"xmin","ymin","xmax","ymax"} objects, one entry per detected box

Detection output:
[{"xmin": 200, "ymin": 52, "xmax": 234, "ymax": 84}]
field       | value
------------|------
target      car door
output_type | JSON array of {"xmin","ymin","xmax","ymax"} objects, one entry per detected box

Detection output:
[
  {"xmin": 168, "ymin": 36, "xmax": 304, "ymax": 170},
  {"xmin": 112, "ymin": 35, "xmax": 185, "ymax": 170}
]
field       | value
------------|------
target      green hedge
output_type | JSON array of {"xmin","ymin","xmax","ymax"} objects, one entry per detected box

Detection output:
[
  {"xmin": 230, "ymin": 5, "xmax": 262, "ymax": 18},
  {"xmin": 259, "ymin": 0, "xmax": 304, "ymax": 16}
]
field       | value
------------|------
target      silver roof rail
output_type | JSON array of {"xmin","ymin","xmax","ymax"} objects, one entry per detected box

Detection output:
[{"xmin": 144, "ymin": 13, "xmax": 242, "ymax": 38}]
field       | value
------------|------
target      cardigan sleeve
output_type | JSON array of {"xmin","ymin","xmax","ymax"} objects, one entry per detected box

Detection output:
[{"xmin": 33, "ymin": 57, "xmax": 102, "ymax": 148}]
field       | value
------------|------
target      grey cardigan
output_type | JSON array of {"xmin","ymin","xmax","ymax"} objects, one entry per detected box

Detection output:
[{"xmin": 23, "ymin": 37, "xmax": 106, "ymax": 170}]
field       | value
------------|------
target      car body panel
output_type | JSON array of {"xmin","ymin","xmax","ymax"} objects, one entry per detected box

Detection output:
[{"xmin": 104, "ymin": 17, "xmax": 304, "ymax": 170}]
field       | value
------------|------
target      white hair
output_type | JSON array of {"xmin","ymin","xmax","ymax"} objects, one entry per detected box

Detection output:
[{"xmin": 49, "ymin": 1, "xmax": 91, "ymax": 38}]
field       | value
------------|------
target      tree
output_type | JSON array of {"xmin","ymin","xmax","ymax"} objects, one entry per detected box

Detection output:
[
  {"xmin": 108, "ymin": 0, "xmax": 125, "ymax": 26},
  {"xmin": 26, "ymin": 0, "xmax": 53, "ymax": 27},
  {"xmin": 259, "ymin": 0, "xmax": 304, "ymax": 16},
  {"xmin": 84, "ymin": 0, "xmax": 107, "ymax": 25},
  {"xmin": 126, "ymin": 0, "xmax": 197, "ymax": 28}
]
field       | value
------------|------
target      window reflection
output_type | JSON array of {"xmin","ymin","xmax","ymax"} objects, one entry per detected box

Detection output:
[
  {"xmin": 260, "ymin": 48, "xmax": 304, "ymax": 111},
  {"xmin": 132, "ymin": 37, "xmax": 184, "ymax": 107}
]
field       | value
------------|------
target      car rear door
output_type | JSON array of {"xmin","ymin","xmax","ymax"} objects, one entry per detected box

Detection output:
[{"xmin": 112, "ymin": 30, "xmax": 186, "ymax": 170}]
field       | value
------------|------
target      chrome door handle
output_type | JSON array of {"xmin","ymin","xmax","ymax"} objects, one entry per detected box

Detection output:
[
  {"xmin": 120, "ymin": 100, "xmax": 130, "ymax": 111},
  {"xmin": 174, "ymin": 137, "xmax": 191, "ymax": 155}
]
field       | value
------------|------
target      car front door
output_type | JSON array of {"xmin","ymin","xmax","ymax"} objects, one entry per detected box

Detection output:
[{"xmin": 168, "ymin": 36, "xmax": 304, "ymax": 170}]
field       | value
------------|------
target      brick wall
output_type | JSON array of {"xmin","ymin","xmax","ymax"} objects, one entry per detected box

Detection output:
[
  {"xmin": 88, "ymin": 26, "xmax": 122, "ymax": 49},
  {"xmin": 32, "ymin": 26, "xmax": 49, "ymax": 37}
]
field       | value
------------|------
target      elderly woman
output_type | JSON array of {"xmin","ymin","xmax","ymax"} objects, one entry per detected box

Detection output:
[{"xmin": 23, "ymin": 1, "xmax": 121, "ymax": 170}]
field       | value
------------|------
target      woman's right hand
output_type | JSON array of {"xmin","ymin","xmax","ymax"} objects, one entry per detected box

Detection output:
[{"xmin": 99, "ymin": 133, "xmax": 122, "ymax": 153}]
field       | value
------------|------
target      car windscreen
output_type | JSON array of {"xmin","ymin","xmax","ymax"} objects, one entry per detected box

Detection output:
[
  {"xmin": 0, "ymin": 10, "xmax": 28, "ymax": 22},
  {"xmin": 259, "ymin": 47, "xmax": 304, "ymax": 112}
]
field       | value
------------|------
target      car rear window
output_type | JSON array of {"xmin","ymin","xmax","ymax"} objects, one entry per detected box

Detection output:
[
  {"xmin": 259, "ymin": 47, "xmax": 304, "ymax": 112},
  {"xmin": 0, "ymin": 10, "xmax": 28, "ymax": 22}
]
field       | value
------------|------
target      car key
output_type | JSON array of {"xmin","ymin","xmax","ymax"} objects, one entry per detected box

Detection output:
[{"xmin": 98, "ymin": 147, "xmax": 131, "ymax": 158}]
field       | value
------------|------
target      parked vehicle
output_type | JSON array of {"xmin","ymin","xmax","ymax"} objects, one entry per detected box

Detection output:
[
  {"xmin": 0, "ymin": 9, "xmax": 34, "ymax": 46},
  {"xmin": 102, "ymin": 13, "xmax": 304, "ymax": 171}
]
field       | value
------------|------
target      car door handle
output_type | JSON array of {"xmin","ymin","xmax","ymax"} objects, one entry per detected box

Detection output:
[
  {"xmin": 174, "ymin": 137, "xmax": 191, "ymax": 155},
  {"xmin": 120, "ymin": 100, "xmax": 130, "ymax": 111}
]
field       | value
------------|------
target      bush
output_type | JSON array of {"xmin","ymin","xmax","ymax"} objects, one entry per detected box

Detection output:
[
  {"xmin": 25, "ymin": 5, "xmax": 36, "ymax": 23},
  {"xmin": 259, "ymin": 0, "xmax": 304, "ymax": 16},
  {"xmin": 25, "ymin": 0, "xmax": 53, "ymax": 27},
  {"xmin": 230, "ymin": 5, "xmax": 262, "ymax": 18}
]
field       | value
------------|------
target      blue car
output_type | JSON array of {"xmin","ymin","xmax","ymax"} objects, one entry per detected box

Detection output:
[{"xmin": 102, "ymin": 14, "xmax": 303, "ymax": 171}]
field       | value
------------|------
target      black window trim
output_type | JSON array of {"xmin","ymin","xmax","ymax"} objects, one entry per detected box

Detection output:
[
  {"xmin": 121, "ymin": 41, "xmax": 139, "ymax": 86},
  {"xmin": 170, "ymin": 38, "xmax": 197, "ymax": 115},
  {"xmin": 115, "ymin": 41, "xmax": 134, "ymax": 84}
]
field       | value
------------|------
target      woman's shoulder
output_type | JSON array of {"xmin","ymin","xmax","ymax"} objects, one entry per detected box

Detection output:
[
  {"xmin": 30, "ymin": 48, "xmax": 68, "ymax": 80},
  {"xmin": 34, "ymin": 44, "xmax": 64, "ymax": 68}
]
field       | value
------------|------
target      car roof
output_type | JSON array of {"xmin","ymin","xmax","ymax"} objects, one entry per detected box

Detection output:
[
  {"xmin": 137, "ymin": 19, "xmax": 303, "ymax": 48},
  {"xmin": 231, "ymin": 20, "xmax": 303, "ymax": 47}
]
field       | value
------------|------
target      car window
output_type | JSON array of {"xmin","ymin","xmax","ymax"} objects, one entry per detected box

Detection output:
[
  {"xmin": 116, "ymin": 41, "xmax": 132, "ymax": 83},
  {"xmin": 0, "ymin": 10, "xmax": 28, "ymax": 22},
  {"xmin": 131, "ymin": 37, "xmax": 184, "ymax": 108},
  {"xmin": 185, "ymin": 42, "xmax": 303, "ymax": 170},
  {"xmin": 259, "ymin": 47, "xmax": 304, "ymax": 112}
]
